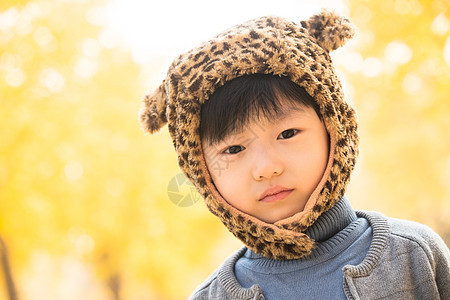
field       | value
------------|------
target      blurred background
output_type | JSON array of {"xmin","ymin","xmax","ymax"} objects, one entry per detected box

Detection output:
[{"xmin": 0, "ymin": 0, "xmax": 449, "ymax": 299}]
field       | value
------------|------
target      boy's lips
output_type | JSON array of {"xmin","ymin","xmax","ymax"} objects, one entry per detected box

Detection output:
[{"xmin": 259, "ymin": 186, "xmax": 294, "ymax": 203}]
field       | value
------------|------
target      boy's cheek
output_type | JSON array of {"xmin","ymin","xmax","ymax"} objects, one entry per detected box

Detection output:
[
  {"xmin": 208, "ymin": 159, "xmax": 231, "ymax": 179},
  {"xmin": 204, "ymin": 151, "xmax": 234, "ymax": 178}
]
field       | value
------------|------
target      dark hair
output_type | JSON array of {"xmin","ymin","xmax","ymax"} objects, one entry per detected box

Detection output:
[{"xmin": 200, "ymin": 74, "xmax": 321, "ymax": 144}]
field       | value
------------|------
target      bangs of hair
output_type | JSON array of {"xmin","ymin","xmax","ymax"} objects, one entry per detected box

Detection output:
[{"xmin": 200, "ymin": 74, "xmax": 320, "ymax": 144}]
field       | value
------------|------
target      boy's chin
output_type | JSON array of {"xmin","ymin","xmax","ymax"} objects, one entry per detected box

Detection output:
[{"xmin": 255, "ymin": 210, "xmax": 301, "ymax": 224}]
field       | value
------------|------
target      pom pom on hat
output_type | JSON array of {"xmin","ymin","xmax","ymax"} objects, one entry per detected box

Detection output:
[
  {"xmin": 301, "ymin": 9, "xmax": 355, "ymax": 52},
  {"xmin": 139, "ymin": 81, "xmax": 168, "ymax": 134}
]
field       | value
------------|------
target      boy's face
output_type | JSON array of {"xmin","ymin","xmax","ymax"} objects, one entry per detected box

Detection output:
[{"xmin": 202, "ymin": 100, "xmax": 330, "ymax": 224}]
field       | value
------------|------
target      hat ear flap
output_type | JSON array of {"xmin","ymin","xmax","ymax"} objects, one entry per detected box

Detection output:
[
  {"xmin": 301, "ymin": 9, "xmax": 355, "ymax": 52},
  {"xmin": 139, "ymin": 81, "xmax": 168, "ymax": 134}
]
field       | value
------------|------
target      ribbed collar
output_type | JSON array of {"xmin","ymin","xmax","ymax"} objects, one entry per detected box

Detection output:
[{"xmin": 305, "ymin": 195, "xmax": 357, "ymax": 242}]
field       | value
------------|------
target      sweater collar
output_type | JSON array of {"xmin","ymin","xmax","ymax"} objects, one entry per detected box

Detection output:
[{"xmin": 305, "ymin": 195, "xmax": 357, "ymax": 242}]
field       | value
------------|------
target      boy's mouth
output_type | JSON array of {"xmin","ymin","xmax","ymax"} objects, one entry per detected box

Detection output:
[{"xmin": 259, "ymin": 186, "xmax": 294, "ymax": 203}]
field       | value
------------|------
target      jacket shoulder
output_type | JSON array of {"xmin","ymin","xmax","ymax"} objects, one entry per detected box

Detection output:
[
  {"xmin": 188, "ymin": 268, "xmax": 220, "ymax": 300},
  {"xmin": 188, "ymin": 247, "xmax": 248, "ymax": 300},
  {"xmin": 388, "ymin": 217, "xmax": 449, "ymax": 257},
  {"xmin": 358, "ymin": 210, "xmax": 448, "ymax": 253}
]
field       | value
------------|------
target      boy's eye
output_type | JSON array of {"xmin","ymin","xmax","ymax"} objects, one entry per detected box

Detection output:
[
  {"xmin": 278, "ymin": 129, "xmax": 298, "ymax": 139},
  {"xmin": 223, "ymin": 145, "xmax": 245, "ymax": 154}
]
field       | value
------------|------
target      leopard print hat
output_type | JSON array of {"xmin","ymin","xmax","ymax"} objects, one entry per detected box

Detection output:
[{"xmin": 140, "ymin": 10, "xmax": 359, "ymax": 260}]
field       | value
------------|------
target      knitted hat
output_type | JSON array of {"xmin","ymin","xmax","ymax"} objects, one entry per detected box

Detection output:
[{"xmin": 140, "ymin": 10, "xmax": 358, "ymax": 260}]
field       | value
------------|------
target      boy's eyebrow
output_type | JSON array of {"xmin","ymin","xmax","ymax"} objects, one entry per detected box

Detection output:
[{"xmin": 268, "ymin": 104, "xmax": 306, "ymax": 122}]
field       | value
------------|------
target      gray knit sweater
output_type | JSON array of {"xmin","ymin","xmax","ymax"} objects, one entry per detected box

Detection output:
[{"xmin": 189, "ymin": 209, "xmax": 450, "ymax": 299}]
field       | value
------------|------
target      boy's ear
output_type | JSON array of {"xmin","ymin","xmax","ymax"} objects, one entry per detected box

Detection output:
[
  {"xmin": 139, "ymin": 80, "xmax": 168, "ymax": 134},
  {"xmin": 300, "ymin": 9, "xmax": 355, "ymax": 52}
]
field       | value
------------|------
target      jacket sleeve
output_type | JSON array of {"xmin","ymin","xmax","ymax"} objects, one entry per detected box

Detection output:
[
  {"xmin": 400, "ymin": 219, "xmax": 450, "ymax": 299},
  {"xmin": 382, "ymin": 217, "xmax": 450, "ymax": 299},
  {"xmin": 425, "ymin": 226, "xmax": 450, "ymax": 300}
]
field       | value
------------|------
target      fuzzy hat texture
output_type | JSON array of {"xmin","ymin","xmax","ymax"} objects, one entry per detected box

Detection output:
[{"xmin": 140, "ymin": 10, "xmax": 358, "ymax": 260}]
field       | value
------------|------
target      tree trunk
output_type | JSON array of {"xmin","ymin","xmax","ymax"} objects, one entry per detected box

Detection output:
[
  {"xmin": 107, "ymin": 272, "xmax": 121, "ymax": 300},
  {"xmin": 0, "ymin": 235, "xmax": 18, "ymax": 300}
]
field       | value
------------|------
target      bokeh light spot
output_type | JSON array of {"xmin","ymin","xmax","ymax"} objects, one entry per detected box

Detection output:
[
  {"xmin": 98, "ymin": 28, "xmax": 119, "ymax": 49},
  {"xmin": 85, "ymin": 6, "xmax": 105, "ymax": 26},
  {"xmin": 1, "ymin": 52, "xmax": 22, "ymax": 69},
  {"xmin": 82, "ymin": 38, "xmax": 101, "ymax": 57},
  {"xmin": 40, "ymin": 68, "xmax": 66, "ymax": 93},
  {"xmin": 385, "ymin": 41, "xmax": 413, "ymax": 65},
  {"xmin": 402, "ymin": 72, "xmax": 422, "ymax": 95},
  {"xmin": 431, "ymin": 13, "xmax": 449, "ymax": 35},
  {"xmin": 73, "ymin": 57, "xmax": 98, "ymax": 79},
  {"xmin": 340, "ymin": 52, "xmax": 364, "ymax": 73},
  {"xmin": 33, "ymin": 26, "xmax": 54, "ymax": 47},
  {"xmin": 6, "ymin": 68, "xmax": 26, "ymax": 87},
  {"xmin": 0, "ymin": 8, "xmax": 19, "ymax": 30},
  {"xmin": 363, "ymin": 57, "xmax": 383, "ymax": 77},
  {"xmin": 64, "ymin": 160, "xmax": 84, "ymax": 182},
  {"xmin": 75, "ymin": 234, "xmax": 95, "ymax": 255},
  {"xmin": 444, "ymin": 37, "xmax": 450, "ymax": 67},
  {"xmin": 105, "ymin": 178, "xmax": 125, "ymax": 197}
]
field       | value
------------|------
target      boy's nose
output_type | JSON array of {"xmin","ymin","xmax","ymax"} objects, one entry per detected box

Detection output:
[{"xmin": 252, "ymin": 147, "xmax": 284, "ymax": 180}]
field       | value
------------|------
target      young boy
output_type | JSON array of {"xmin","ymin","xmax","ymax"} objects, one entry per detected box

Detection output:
[{"xmin": 140, "ymin": 10, "xmax": 450, "ymax": 299}]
